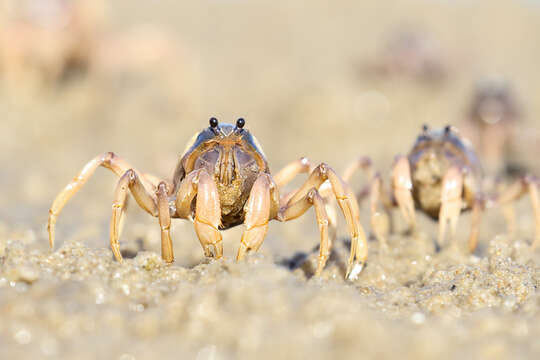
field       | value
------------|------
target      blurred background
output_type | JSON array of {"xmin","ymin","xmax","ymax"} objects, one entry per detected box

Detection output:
[{"xmin": 1, "ymin": 0, "xmax": 540, "ymax": 262}]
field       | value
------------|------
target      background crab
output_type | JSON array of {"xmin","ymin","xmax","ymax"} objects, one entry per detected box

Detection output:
[
  {"xmin": 461, "ymin": 79, "xmax": 522, "ymax": 178},
  {"xmin": 0, "ymin": 0, "xmax": 103, "ymax": 87},
  {"xmin": 343, "ymin": 125, "xmax": 540, "ymax": 251}
]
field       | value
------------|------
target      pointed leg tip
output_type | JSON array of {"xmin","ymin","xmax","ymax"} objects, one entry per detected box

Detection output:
[
  {"xmin": 314, "ymin": 262, "xmax": 327, "ymax": 278},
  {"xmin": 112, "ymin": 250, "xmax": 124, "ymax": 264},
  {"xmin": 346, "ymin": 262, "xmax": 364, "ymax": 281}
]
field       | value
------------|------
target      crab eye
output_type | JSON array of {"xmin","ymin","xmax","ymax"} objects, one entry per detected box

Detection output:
[
  {"xmin": 422, "ymin": 124, "xmax": 429, "ymax": 132},
  {"xmin": 209, "ymin": 117, "xmax": 219, "ymax": 128},
  {"xmin": 444, "ymin": 125, "xmax": 451, "ymax": 134},
  {"xmin": 236, "ymin": 118, "xmax": 245, "ymax": 129}
]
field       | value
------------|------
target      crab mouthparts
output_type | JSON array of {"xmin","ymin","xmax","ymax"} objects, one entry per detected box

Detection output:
[{"xmin": 216, "ymin": 146, "xmax": 237, "ymax": 185}]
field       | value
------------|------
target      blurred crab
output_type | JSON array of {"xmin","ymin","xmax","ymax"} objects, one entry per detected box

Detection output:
[
  {"xmin": 48, "ymin": 118, "xmax": 367, "ymax": 279},
  {"xmin": 461, "ymin": 79, "xmax": 522, "ymax": 177},
  {"xmin": 360, "ymin": 27, "xmax": 447, "ymax": 85},
  {"xmin": 0, "ymin": 0, "xmax": 103, "ymax": 87},
  {"xmin": 343, "ymin": 125, "xmax": 540, "ymax": 251}
]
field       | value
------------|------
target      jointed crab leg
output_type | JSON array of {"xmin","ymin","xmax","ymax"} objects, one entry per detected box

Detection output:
[
  {"xmin": 286, "ymin": 164, "xmax": 331, "ymax": 204},
  {"xmin": 343, "ymin": 157, "xmax": 392, "ymax": 247},
  {"xmin": 391, "ymin": 156, "xmax": 416, "ymax": 231},
  {"xmin": 284, "ymin": 164, "xmax": 368, "ymax": 280},
  {"xmin": 273, "ymin": 157, "xmax": 338, "ymax": 243},
  {"xmin": 48, "ymin": 152, "xmax": 155, "ymax": 249},
  {"xmin": 496, "ymin": 176, "xmax": 540, "ymax": 248},
  {"xmin": 237, "ymin": 174, "xmax": 273, "ymax": 261},
  {"xmin": 274, "ymin": 157, "xmax": 313, "ymax": 207},
  {"xmin": 438, "ymin": 167, "xmax": 463, "ymax": 247},
  {"xmin": 343, "ymin": 156, "xmax": 375, "ymax": 185},
  {"xmin": 157, "ymin": 182, "xmax": 174, "ymax": 262},
  {"xmin": 328, "ymin": 168, "xmax": 367, "ymax": 280},
  {"xmin": 468, "ymin": 197, "xmax": 484, "ymax": 252},
  {"xmin": 142, "ymin": 172, "xmax": 163, "ymax": 188},
  {"xmin": 273, "ymin": 157, "xmax": 312, "ymax": 189},
  {"xmin": 341, "ymin": 156, "xmax": 377, "ymax": 205},
  {"xmin": 369, "ymin": 173, "xmax": 391, "ymax": 248},
  {"xmin": 110, "ymin": 169, "xmax": 158, "ymax": 262},
  {"xmin": 279, "ymin": 187, "xmax": 330, "ymax": 276}
]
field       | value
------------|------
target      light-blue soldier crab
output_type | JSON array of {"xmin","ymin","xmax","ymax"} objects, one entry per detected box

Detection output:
[
  {"xmin": 343, "ymin": 125, "xmax": 540, "ymax": 251},
  {"xmin": 48, "ymin": 118, "xmax": 368, "ymax": 279}
]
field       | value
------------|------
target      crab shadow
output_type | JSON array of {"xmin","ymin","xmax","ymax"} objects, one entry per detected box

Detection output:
[{"xmin": 277, "ymin": 237, "xmax": 355, "ymax": 279}]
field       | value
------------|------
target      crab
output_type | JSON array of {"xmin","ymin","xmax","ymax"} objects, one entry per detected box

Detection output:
[
  {"xmin": 47, "ymin": 118, "xmax": 367, "ymax": 279},
  {"xmin": 360, "ymin": 27, "xmax": 447, "ymax": 85},
  {"xmin": 462, "ymin": 79, "xmax": 522, "ymax": 177},
  {"xmin": 343, "ymin": 125, "xmax": 540, "ymax": 251},
  {"xmin": 0, "ymin": 0, "xmax": 102, "ymax": 87}
]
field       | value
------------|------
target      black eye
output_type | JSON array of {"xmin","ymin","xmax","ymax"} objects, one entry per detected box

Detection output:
[
  {"xmin": 422, "ymin": 124, "xmax": 429, "ymax": 132},
  {"xmin": 209, "ymin": 117, "xmax": 219, "ymax": 128},
  {"xmin": 236, "ymin": 118, "xmax": 245, "ymax": 129},
  {"xmin": 444, "ymin": 125, "xmax": 451, "ymax": 134}
]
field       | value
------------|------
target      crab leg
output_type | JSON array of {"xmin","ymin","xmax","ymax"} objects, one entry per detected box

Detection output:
[
  {"xmin": 110, "ymin": 170, "xmax": 158, "ymax": 262},
  {"xmin": 438, "ymin": 167, "xmax": 463, "ymax": 248},
  {"xmin": 48, "ymin": 152, "xmax": 156, "ymax": 249},
  {"xmin": 468, "ymin": 197, "xmax": 484, "ymax": 252},
  {"xmin": 142, "ymin": 172, "xmax": 163, "ymax": 188},
  {"xmin": 279, "ymin": 187, "xmax": 330, "ymax": 276},
  {"xmin": 343, "ymin": 157, "xmax": 393, "ymax": 247},
  {"xmin": 343, "ymin": 156, "xmax": 374, "ymax": 183},
  {"xmin": 496, "ymin": 175, "xmax": 540, "ymax": 247},
  {"xmin": 175, "ymin": 169, "xmax": 223, "ymax": 258},
  {"xmin": 285, "ymin": 164, "xmax": 368, "ymax": 280},
  {"xmin": 332, "ymin": 157, "xmax": 377, "ymax": 211},
  {"xmin": 274, "ymin": 158, "xmax": 339, "ymax": 250},
  {"xmin": 237, "ymin": 174, "xmax": 273, "ymax": 261},
  {"xmin": 391, "ymin": 156, "xmax": 416, "ymax": 231},
  {"xmin": 273, "ymin": 157, "xmax": 313, "ymax": 207},
  {"xmin": 273, "ymin": 157, "xmax": 312, "ymax": 189},
  {"xmin": 157, "ymin": 182, "xmax": 174, "ymax": 262},
  {"xmin": 369, "ymin": 173, "xmax": 391, "ymax": 248},
  {"xmin": 325, "ymin": 198, "xmax": 338, "ymax": 247}
]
